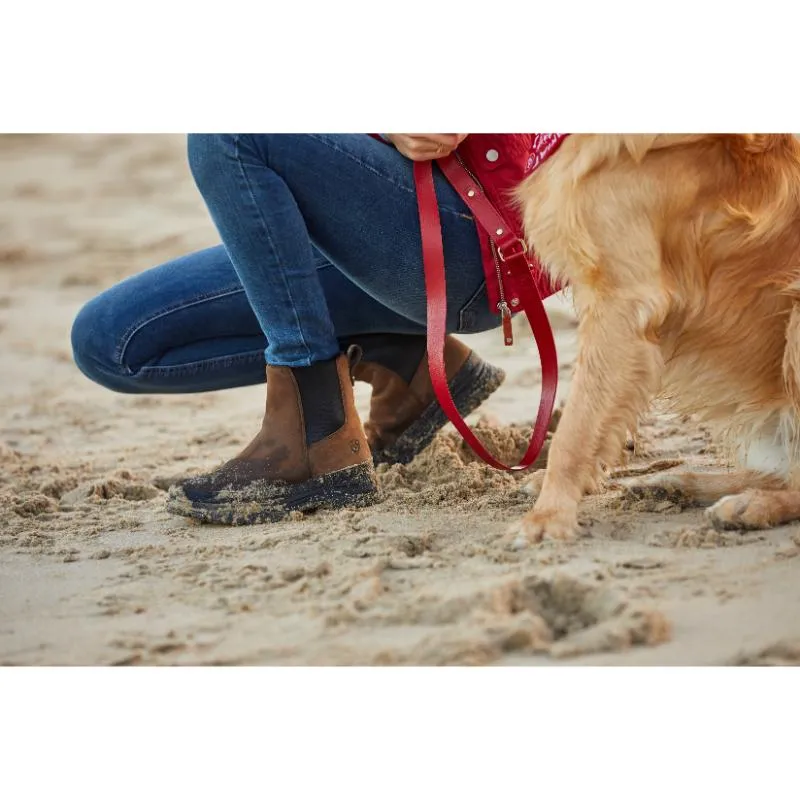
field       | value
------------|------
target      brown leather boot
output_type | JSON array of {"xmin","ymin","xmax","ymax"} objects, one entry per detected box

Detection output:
[
  {"xmin": 166, "ymin": 349, "xmax": 377, "ymax": 524},
  {"xmin": 348, "ymin": 333, "xmax": 505, "ymax": 465}
]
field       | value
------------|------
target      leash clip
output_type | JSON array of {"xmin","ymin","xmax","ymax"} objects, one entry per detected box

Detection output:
[{"xmin": 496, "ymin": 238, "xmax": 529, "ymax": 263}]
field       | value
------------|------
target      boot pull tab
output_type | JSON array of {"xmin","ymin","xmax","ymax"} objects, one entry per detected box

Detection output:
[{"xmin": 345, "ymin": 345, "xmax": 363, "ymax": 386}]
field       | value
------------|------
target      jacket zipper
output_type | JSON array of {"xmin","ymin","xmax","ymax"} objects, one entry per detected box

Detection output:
[{"xmin": 454, "ymin": 152, "xmax": 513, "ymax": 346}]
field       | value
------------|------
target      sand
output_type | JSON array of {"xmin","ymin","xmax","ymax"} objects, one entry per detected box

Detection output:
[{"xmin": 1, "ymin": 133, "xmax": 799, "ymax": 666}]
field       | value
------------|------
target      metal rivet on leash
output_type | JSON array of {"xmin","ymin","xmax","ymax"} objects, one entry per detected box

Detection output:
[
  {"xmin": 496, "ymin": 228, "xmax": 504, "ymax": 236},
  {"xmin": 467, "ymin": 189, "xmax": 476, "ymax": 197},
  {"xmin": 511, "ymin": 298, "xmax": 520, "ymax": 307}
]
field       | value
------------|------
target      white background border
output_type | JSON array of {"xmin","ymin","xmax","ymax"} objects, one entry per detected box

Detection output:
[
  {"xmin": 3, "ymin": 1, "xmax": 798, "ymax": 132},
  {"xmin": 2, "ymin": 668, "xmax": 797, "ymax": 798}
]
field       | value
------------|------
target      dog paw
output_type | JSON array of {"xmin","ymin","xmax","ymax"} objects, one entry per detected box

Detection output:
[
  {"xmin": 706, "ymin": 492, "xmax": 770, "ymax": 531},
  {"xmin": 618, "ymin": 474, "xmax": 688, "ymax": 507},
  {"xmin": 506, "ymin": 507, "xmax": 578, "ymax": 549}
]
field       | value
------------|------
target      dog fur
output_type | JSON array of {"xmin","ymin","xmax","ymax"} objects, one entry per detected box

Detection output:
[{"xmin": 512, "ymin": 134, "xmax": 800, "ymax": 544}]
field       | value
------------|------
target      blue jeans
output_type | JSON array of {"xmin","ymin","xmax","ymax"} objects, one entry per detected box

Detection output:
[{"xmin": 72, "ymin": 134, "xmax": 499, "ymax": 394}]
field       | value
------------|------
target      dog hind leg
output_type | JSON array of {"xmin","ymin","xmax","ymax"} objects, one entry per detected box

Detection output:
[
  {"xmin": 619, "ymin": 470, "xmax": 785, "ymax": 506},
  {"xmin": 707, "ymin": 489, "xmax": 800, "ymax": 530}
]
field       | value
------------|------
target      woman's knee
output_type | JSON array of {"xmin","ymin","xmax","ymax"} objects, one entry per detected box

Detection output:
[
  {"xmin": 70, "ymin": 294, "xmax": 139, "ymax": 393},
  {"xmin": 187, "ymin": 134, "xmax": 229, "ymax": 191},
  {"xmin": 187, "ymin": 133, "xmax": 277, "ymax": 194},
  {"xmin": 187, "ymin": 134, "xmax": 263, "ymax": 192}
]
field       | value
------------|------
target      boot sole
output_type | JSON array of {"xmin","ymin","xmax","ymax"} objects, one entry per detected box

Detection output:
[
  {"xmin": 373, "ymin": 352, "xmax": 506, "ymax": 466},
  {"xmin": 165, "ymin": 461, "xmax": 378, "ymax": 526}
]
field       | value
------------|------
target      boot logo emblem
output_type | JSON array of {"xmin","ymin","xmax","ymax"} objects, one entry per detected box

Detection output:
[{"xmin": 350, "ymin": 439, "xmax": 361, "ymax": 453}]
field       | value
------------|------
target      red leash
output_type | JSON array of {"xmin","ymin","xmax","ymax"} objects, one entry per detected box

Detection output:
[{"xmin": 414, "ymin": 155, "xmax": 558, "ymax": 470}]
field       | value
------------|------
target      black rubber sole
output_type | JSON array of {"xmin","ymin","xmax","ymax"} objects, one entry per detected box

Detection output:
[
  {"xmin": 165, "ymin": 461, "xmax": 378, "ymax": 526},
  {"xmin": 373, "ymin": 352, "xmax": 506, "ymax": 466}
]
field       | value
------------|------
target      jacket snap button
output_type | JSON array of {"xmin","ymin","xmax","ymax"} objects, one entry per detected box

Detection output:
[{"xmin": 485, "ymin": 149, "xmax": 499, "ymax": 162}]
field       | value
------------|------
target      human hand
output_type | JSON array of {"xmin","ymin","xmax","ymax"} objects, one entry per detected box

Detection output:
[{"xmin": 385, "ymin": 134, "xmax": 468, "ymax": 161}]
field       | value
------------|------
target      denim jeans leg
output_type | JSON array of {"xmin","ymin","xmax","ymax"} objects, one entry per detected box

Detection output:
[
  {"xmin": 71, "ymin": 245, "xmax": 428, "ymax": 394},
  {"xmin": 186, "ymin": 134, "xmax": 493, "ymax": 369},
  {"xmin": 188, "ymin": 135, "xmax": 340, "ymax": 367}
]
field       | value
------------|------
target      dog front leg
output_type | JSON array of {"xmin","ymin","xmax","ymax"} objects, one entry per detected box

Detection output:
[{"xmin": 511, "ymin": 301, "xmax": 663, "ymax": 545}]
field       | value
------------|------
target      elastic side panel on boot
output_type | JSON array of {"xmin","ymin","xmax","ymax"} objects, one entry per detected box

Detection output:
[
  {"xmin": 292, "ymin": 359, "xmax": 346, "ymax": 445},
  {"xmin": 341, "ymin": 333, "xmax": 427, "ymax": 385}
]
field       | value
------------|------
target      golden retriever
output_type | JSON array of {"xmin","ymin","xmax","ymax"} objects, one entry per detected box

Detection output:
[{"xmin": 511, "ymin": 134, "xmax": 800, "ymax": 545}]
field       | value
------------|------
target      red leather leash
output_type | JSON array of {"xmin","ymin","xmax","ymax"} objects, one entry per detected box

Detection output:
[{"xmin": 414, "ymin": 155, "xmax": 558, "ymax": 470}]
